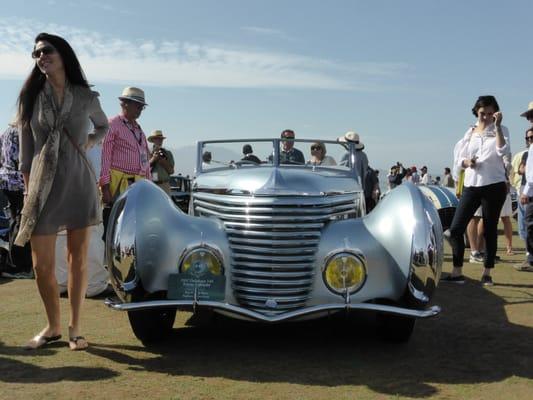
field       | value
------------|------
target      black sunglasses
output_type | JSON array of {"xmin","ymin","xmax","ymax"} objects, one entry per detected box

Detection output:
[
  {"xmin": 526, "ymin": 136, "xmax": 533, "ymax": 141},
  {"xmin": 126, "ymin": 101, "xmax": 146, "ymax": 110},
  {"xmin": 311, "ymin": 146, "xmax": 322, "ymax": 151},
  {"xmin": 32, "ymin": 46, "xmax": 56, "ymax": 59}
]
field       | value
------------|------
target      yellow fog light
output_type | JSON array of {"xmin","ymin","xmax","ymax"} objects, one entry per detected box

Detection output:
[
  {"xmin": 323, "ymin": 252, "xmax": 366, "ymax": 294},
  {"xmin": 180, "ymin": 247, "xmax": 223, "ymax": 277}
]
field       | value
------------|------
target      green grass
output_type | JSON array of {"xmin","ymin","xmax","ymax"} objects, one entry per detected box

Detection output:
[{"xmin": 0, "ymin": 223, "xmax": 532, "ymax": 400}]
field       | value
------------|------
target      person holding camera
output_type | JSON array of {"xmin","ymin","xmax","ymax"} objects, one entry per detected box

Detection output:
[
  {"xmin": 148, "ymin": 130, "xmax": 174, "ymax": 195},
  {"xmin": 387, "ymin": 162, "xmax": 406, "ymax": 190},
  {"xmin": 443, "ymin": 95, "xmax": 510, "ymax": 286}
]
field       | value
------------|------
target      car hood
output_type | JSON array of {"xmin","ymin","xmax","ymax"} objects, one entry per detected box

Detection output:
[{"xmin": 194, "ymin": 166, "xmax": 361, "ymax": 196}]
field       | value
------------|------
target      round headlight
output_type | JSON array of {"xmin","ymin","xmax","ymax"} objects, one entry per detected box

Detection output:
[
  {"xmin": 323, "ymin": 252, "xmax": 366, "ymax": 295},
  {"xmin": 180, "ymin": 247, "xmax": 223, "ymax": 277}
]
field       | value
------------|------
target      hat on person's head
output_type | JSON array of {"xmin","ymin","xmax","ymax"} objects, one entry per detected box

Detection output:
[
  {"xmin": 337, "ymin": 131, "xmax": 364, "ymax": 150},
  {"xmin": 243, "ymin": 144, "xmax": 253, "ymax": 155},
  {"xmin": 520, "ymin": 101, "xmax": 533, "ymax": 118},
  {"xmin": 119, "ymin": 86, "xmax": 148, "ymax": 105},
  {"xmin": 147, "ymin": 130, "xmax": 166, "ymax": 142}
]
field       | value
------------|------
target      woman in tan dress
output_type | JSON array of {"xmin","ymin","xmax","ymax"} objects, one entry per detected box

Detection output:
[{"xmin": 16, "ymin": 33, "xmax": 108, "ymax": 350}]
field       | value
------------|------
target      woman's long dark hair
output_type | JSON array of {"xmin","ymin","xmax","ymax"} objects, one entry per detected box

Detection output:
[{"xmin": 17, "ymin": 32, "xmax": 89, "ymax": 127}]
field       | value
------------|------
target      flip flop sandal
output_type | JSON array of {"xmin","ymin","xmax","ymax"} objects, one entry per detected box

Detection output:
[
  {"xmin": 69, "ymin": 336, "xmax": 89, "ymax": 351},
  {"xmin": 24, "ymin": 334, "xmax": 62, "ymax": 350}
]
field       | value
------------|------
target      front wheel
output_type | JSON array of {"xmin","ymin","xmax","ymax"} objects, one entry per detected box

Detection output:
[
  {"xmin": 128, "ymin": 307, "xmax": 177, "ymax": 345},
  {"xmin": 376, "ymin": 313, "xmax": 416, "ymax": 343}
]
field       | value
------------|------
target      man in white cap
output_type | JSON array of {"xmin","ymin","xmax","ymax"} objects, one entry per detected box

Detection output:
[
  {"xmin": 338, "ymin": 131, "xmax": 369, "ymax": 189},
  {"xmin": 518, "ymin": 126, "xmax": 533, "ymax": 272},
  {"xmin": 516, "ymin": 97, "xmax": 533, "ymax": 271},
  {"xmin": 100, "ymin": 87, "xmax": 151, "ymax": 238},
  {"xmin": 148, "ymin": 130, "xmax": 175, "ymax": 195}
]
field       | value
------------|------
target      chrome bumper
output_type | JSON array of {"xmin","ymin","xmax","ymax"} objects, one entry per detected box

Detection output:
[{"xmin": 104, "ymin": 298, "xmax": 441, "ymax": 322}]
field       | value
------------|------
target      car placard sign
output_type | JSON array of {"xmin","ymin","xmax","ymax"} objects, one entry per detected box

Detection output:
[{"xmin": 167, "ymin": 271, "xmax": 225, "ymax": 301}]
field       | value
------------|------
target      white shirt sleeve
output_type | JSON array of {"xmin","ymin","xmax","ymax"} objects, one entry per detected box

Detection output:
[{"xmin": 523, "ymin": 146, "xmax": 533, "ymax": 197}]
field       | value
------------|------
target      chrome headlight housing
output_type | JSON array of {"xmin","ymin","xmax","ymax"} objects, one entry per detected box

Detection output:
[
  {"xmin": 179, "ymin": 247, "xmax": 224, "ymax": 277},
  {"xmin": 323, "ymin": 251, "xmax": 367, "ymax": 295}
]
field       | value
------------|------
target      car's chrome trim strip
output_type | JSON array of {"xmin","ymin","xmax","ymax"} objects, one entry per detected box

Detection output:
[
  {"xmin": 194, "ymin": 199, "xmax": 356, "ymax": 215},
  {"xmin": 193, "ymin": 191, "xmax": 358, "ymax": 206},
  {"xmin": 105, "ymin": 299, "xmax": 441, "ymax": 320}
]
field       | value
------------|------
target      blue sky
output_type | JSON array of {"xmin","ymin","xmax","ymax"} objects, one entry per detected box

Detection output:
[{"xmin": 1, "ymin": 0, "xmax": 532, "ymax": 177}]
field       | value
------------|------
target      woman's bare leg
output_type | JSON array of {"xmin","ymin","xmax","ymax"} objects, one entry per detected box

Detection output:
[
  {"xmin": 467, "ymin": 218, "xmax": 480, "ymax": 254},
  {"xmin": 501, "ymin": 216, "xmax": 513, "ymax": 254},
  {"xmin": 66, "ymin": 226, "xmax": 91, "ymax": 347},
  {"xmin": 28, "ymin": 234, "xmax": 60, "ymax": 343}
]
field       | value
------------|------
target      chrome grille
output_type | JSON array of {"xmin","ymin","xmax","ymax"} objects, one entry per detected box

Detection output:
[{"xmin": 193, "ymin": 192, "xmax": 359, "ymax": 315}]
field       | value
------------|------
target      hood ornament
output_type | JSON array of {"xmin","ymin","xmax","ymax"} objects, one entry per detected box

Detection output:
[{"xmin": 265, "ymin": 298, "xmax": 278, "ymax": 309}]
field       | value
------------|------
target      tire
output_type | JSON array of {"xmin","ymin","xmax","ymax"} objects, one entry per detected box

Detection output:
[
  {"xmin": 376, "ymin": 313, "xmax": 416, "ymax": 343},
  {"xmin": 127, "ymin": 307, "xmax": 177, "ymax": 345}
]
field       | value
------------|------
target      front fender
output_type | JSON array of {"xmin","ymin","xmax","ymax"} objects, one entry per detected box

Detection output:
[
  {"xmin": 365, "ymin": 183, "xmax": 443, "ymax": 305},
  {"xmin": 106, "ymin": 180, "xmax": 230, "ymax": 302},
  {"xmin": 315, "ymin": 183, "xmax": 442, "ymax": 307}
]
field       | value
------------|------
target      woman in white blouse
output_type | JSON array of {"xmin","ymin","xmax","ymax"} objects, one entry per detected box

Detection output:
[{"xmin": 444, "ymin": 95, "xmax": 510, "ymax": 286}]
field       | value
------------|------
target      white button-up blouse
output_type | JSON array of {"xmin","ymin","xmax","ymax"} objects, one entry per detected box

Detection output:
[{"xmin": 454, "ymin": 124, "xmax": 510, "ymax": 188}]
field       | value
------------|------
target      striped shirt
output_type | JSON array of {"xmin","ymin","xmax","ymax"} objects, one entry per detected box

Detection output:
[{"xmin": 100, "ymin": 115, "xmax": 151, "ymax": 186}]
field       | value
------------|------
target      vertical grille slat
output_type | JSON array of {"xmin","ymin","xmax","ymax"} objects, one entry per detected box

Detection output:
[{"xmin": 193, "ymin": 192, "xmax": 358, "ymax": 315}]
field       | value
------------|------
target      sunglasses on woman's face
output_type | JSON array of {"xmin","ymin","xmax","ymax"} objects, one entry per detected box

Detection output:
[
  {"xmin": 32, "ymin": 46, "xmax": 56, "ymax": 59},
  {"xmin": 526, "ymin": 135, "xmax": 533, "ymax": 141},
  {"xmin": 311, "ymin": 146, "xmax": 322, "ymax": 151}
]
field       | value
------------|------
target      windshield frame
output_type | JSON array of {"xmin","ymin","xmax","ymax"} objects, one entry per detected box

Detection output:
[{"xmin": 196, "ymin": 138, "xmax": 359, "ymax": 175}]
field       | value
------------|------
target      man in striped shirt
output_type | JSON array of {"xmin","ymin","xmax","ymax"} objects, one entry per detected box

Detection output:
[
  {"xmin": 100, "ymin": 87, "xmax": 151, "ymax": 203},
  {"xmin": 100, "ymin": 87, "xmax": 151, "ymax": 238}
]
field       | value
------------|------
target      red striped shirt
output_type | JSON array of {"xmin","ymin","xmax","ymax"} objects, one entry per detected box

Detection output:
[{"xmin": 99, "ymin": 114, "xmax": 151, "ymax": 185}]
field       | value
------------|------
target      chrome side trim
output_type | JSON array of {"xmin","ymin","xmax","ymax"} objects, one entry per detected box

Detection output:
[{"xmin": 105, "ymin": 298, "xmax": 441, "ymax": 320}]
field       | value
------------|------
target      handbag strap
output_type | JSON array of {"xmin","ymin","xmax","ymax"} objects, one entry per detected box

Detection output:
[{"xmin": 63, "ymin": 128, "xmax": 97, "ymax": 182}]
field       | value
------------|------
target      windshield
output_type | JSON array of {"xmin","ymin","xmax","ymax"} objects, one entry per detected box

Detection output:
[{"xmin": 197, "ymin": 139, "xmax": 357, "ymax": 173}]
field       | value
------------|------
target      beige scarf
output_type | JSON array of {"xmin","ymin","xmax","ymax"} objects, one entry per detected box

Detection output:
[{"xmin": 15, "ymin": 82, "xmax": 73, "ymax": 246}]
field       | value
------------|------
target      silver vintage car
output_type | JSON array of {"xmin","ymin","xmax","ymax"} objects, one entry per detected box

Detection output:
[{"xmin": 105, "ymin": 138, "xmax": 443, "ymax": 344}]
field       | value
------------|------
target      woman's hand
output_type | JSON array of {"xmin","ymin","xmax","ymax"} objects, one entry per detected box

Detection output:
[
  {"xmin": 463, "ymin": 157, "xmax": 477, "ymax": 169},
  {"xmin": 494, "ymin": 111, "xmax": 503, "ymax": 127}
]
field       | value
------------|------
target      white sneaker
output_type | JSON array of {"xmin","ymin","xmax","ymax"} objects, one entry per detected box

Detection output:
[
  {"xmin": 469, "ymin": 252, "xmax": 484, "ymax": 264},
  {"xmin": 514, "ymin": 260, "xmax": 533, "ymax": 272}
]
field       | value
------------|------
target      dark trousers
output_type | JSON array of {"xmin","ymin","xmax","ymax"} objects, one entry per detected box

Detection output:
[
  {"xmin": 365, "ymin": 196, "xmax": 376, "ymax": 212},
  {"xmin": 525, "ymin": 201, "xmax": 533, "ymax": 264},
  {"xmin": 448, "ymin": 182, "xmax": 507, "ymax": 269},
  {"xmin": 2, "ymin": 189, "xmax": 32, "ymax": 273}
]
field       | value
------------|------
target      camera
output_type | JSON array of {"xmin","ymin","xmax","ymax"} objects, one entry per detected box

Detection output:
[{"xmin": 157, "ymin": 150, "xmax": 166, "ymax": 159}]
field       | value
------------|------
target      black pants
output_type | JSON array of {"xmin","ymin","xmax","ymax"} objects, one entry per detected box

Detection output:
[
  {"xmin": 448, "ymin": 182, "xmax": 507, "ymax": 269},
  {"xmin": 2, "ymin": 189, "xmax": 32, "ymax": 273}
]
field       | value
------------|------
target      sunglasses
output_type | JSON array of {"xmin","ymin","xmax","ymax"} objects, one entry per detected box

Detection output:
[
  {"xmin": 32, "ymin": 46, "xmax": 56, "ymax": 59},
  {"xmin": 281, "ymin": 136, "xmax": 294, "ymax": 140},
  {"xmin": 126, "ymin": 101, "xmax": 146, "ymax": 110},
  {"xmin": 526, "ymin": 136, "xmax": 533, "ymax": 141},
  {"xmin": 311, "ymin": 146, "xmax": 322, "ymax": 151}
]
